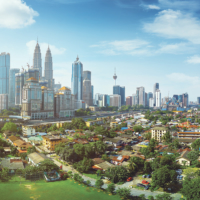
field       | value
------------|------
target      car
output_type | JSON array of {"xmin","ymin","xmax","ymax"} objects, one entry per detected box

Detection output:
[
  {"xmin": 146, "ymin": 174, "xmax": 151, "ymax": 178},
  {"xmin": 137, "ymin": 183, "xmax": 150, "ymax": 190},
  {"xmin": 127, "ymin": 177, "xmax": 133, "ymax": 182},
  {"xmin": 142, "ymin": 180, "xmax": 150, "ymax": 185}
]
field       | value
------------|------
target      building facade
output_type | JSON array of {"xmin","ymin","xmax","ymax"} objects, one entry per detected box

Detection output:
[
  {"xmin": 71, "ymin": 56, "xmax": 83, "ymax": 100},
  {"xmin": 156, "ymin": 89, "xmax": 161, "ymax": 107},
  {"xmin": 44, "ymin": 47, "xmax": 54, "ymax": 90},
  {"xmin": 197, "ymin": 97, "xmax": 200, "ymax": 105},
  {"xmin": 54, "ymin": 86, "xmax": 75, "ymax": 118},
  {"xmin": 113, "ymin": 85, "xmax": 125, "ymax": 106},
  {"xmin": 83, "ymin": 71, "xmax": 91, "ymax": 81},
  {"xmin": 15, "ymin": 72, "xmax": 24, "ymax": 106},
  {"xmin": 9, "ymin": 68, "xmax": 20, "ymax": 107},
  {"xmin": 54, "ymin": 83, "xmax": 61, "ymax": 92},
  {"xmin": 137, "ymin": 87, "xmax": 145, "ymax": 106},
  {"xmin": 147, "ymin": 92, "xmax": 153, "ymax": 107},
  {"xmin": 0, "ymin": 52, "xmax": 10, "ymax": 95},
  {"xmin": 0, "ymin": 94, "xmax": 8, "ymax": 111},
  {"xmin": 126, "ymin": 96, "xmax": 132, "ymax": 106},
  {"xmin": 149, "ymin": 98, "xmax": 154, "ymax": 107},
  {"xmin": 153, "ymin": 83, "xmax": 159, "ymax": 106},
  {"xmin": 82, "ymin": 78, "xmax": 93, "ymax": 107},
  {"xmin": 109, "ymin": 94, "xmax": 121, "ymax": 108},
  {"xmin": 151, "ymin": 126, "xmax": 167, "ymax": 142}
]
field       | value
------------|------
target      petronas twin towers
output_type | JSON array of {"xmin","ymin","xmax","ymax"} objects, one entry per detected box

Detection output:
[{"xmin": 33, "ymin": 41, "xmax": 54, "ymax": 89}]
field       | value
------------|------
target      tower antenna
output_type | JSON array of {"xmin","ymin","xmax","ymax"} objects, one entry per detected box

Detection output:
[{"xmin": 113, "ymin": 67, "xmax": 117, "ymax": 85}]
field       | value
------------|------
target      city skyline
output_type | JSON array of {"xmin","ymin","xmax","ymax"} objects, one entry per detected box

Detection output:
[{"xmin": 1, "ymin": 0, "xmax": 200, "ymax": 100}]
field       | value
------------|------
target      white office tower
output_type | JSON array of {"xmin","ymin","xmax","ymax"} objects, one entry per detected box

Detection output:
[
  {"xmin": 156, "ymin": 89, "xmax": 161, "ymax": 108},
  {"xmin": 138, "ymin": 87, "xmax": 145, "ymax": 106},
  {"xmin": 149, "ymin": 98, "xmax": 154, "ymax": 108},
  {"xmin": 33, "ymin": 41, "xmax": 42, "ymax": 78},
  {"xmin": 132, "ymin": 94, "xmax": 138, "ymax": 105},
  {"xmin": 44, "ymin": 47, "xmax": 54, "ymax": 89},
  {"xmin": 109, "ymin": 94, "xmax": 121, "ymax": 108}
]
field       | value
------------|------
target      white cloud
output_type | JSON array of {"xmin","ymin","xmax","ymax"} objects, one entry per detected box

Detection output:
[
  {"xmin": 0, "ymin": 0, "xmax": 39, "ymax": 29},
  {"xmin": 26, "ymin": 40, "xmax": 66, "ymax": 56},
  {"xmin": 167, "ymin": 73, "xmax": 200, "ymax": 85},
  {"xmin": 146, "ymin": 5, "xmax": 160, "ymax": 10},
  {"xmin": 144, "ymin": 9, "xmax": 200, "ymax": 44},
  {"xmin": 186, "ymin": 55, "xmax": 200, "ymax": 64},
  {"xmin": 90, "ymin": 39, "xmax": 150, "ymax": 56}
]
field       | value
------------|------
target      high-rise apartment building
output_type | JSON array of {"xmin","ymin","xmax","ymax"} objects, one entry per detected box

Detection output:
[
  {"xmin": 9, "ymin": 68, "xmax": 20, "ymax": 107},
  {"xmin": 153, "ymin": 83, "xmax": 159, "ymax": 106},
  {"xmin": 156, "ymin": 89, "xmax": 161, "ymax": 107},
  {"xmin": 113, "ymin": 85, "xmax": 125, "ymax": 106},
  {"xmin": 33, "ymin": 42, "xmax": 42, "ymax": 78},
  {"xmin": 44, "ymin": 47, "xmax": 54, "ymax": 89},
  {"xmin": 91, "ymin": 85, "xmax": 94, "ymax": 100},
  {"xmin": 137, "ymin": 87, "xmax": 145, "ymax": 106},
  {"xmin": 178, "ymin": 95, "xmax": 183, "ymax": 103},
  {"xmin": 109, "ymin": 94, "xmax": 121, "ymax": 108},
  {"xmin": 126, "ymin": 96, "xmax": 132, "ymax": 106},
  {"xmin": 147, "ymin": 92, "xmax": 153, "ymax": 107},
  {"xmin": 54, "ymin": 87, "xmax": 75, "ymax": 118},
  {"xmin": 71, "ymin": 56, "xmax": 83, "ymax": 100},
  {"xmin": 0, "ymin": 52, "xmax": 10, "ymax": 94},
  {"xmin": 0, "ymin": 94, "xmax": 8, "ymax": 111},
  {"xmin": 197, "ymin": 97, "xmax": 200, "ymax": 104},
  {"xmin": 82, "ymin": 78, "xmax": 93, "ymax": 107}
]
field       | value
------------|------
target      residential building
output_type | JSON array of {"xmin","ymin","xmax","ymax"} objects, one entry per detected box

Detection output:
[
  {"xmin": 13, "ymin": 139, "xmax": 32, "ymax": 154},
  {"xmin": 9, "ymin": 68, "xmax": 20, "ymax": 107},
  {"xmin": 149, "ymin": 98, "xmax": 154, "ymax": 107},
  {"xmin": 137, "ymin": 87, "xmax": 145, "ymax": 106},
  {"xmin": 147, "ymin": 92, "xmax": 153, "ymax": 107},
  {"xmin": 153, "ymin": 83, "xmax": 159, "ymax": 106},
  {"xmin": 132, "ymin": 94, "xmax": 138, "ymax": 105},
  {"xmin": 71, "ymin": 56, "xmax": 83, "ymax": 100},
  {"xmin": 177, "ymin": 149, "xmax": 192, "ymax": 166},
  {"xmin": 110, "ymin": 94, "xmax": 121, "ymax": 108},
  {"xmin": 85, "ymin": 119, "xmax": 103, "ymax": 127},
  {"xmin": 0, "ymin": 94, "xmax": 8, "ymax": 111},
  {"xmin": 177, "ymin": 132, "xmax": 200, "ymax": 140},
  {"xmin": 54, "ymin": 86, "xmax": 75, "ymax": 118},
  {"xmin": 44, "ymin": 47, "xmax": 54, "ymax": 89},
  {"xmin": 151, "ymin": 126, "xmax": 168, "ymax": 142},
  {"xmin": 0, "ymin": 158, "xmax": 24, "ymax": 173},
  {"xmin": 28, "ymin": 152, "xmax": 49, "ymax": 166},
  {"xmin": 21, "ymin": 78, "xmax": 54, "ymax": 119},
  {"xmin": 126, "ymin": 96, "xmax": 132, "ymax": 106},
  {"xmin": 22, "ymin": 125, "xmax": 36, "ymax": 137},
  {"xmin": 42, "ymin": 135, "xmax": 67, "ymax": 151},
  {"xmin": 33, "ymin": 41, "xmax": 42, "ymax": 78},
  {"xmin": 82, "ymin": 76, "xmax": 93, "ymax": 107},
  {"xmin": 110, "ymin": 122, "xmax": 118, "ymax": 129},
  {"xmin": 0, "ymin": 52, "xmax": 10, "ymax": 95},
  {"xmin": 156, "ymin": 89, "xmax": 161, "ymax": 108}
]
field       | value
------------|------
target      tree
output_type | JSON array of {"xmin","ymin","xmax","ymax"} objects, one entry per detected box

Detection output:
[
  {"xmin": 139, "ymin": 194, "xmax": 146, "ymax": 200},
  {"xmin": 162, "ymin": 131, "xmax": 172, "ymax": 143},
  {"xmin": 27, "ymin": 146, "xmax": 36, "ymax": 154},
  {"xmin": 155, "ymin": 193, "xmax": 173, "ymax": 200},
  {"xmin": 86, "ymin": 180, "xmax": 91, "ymax": 186},
  {"xmin": 181, "ymin": 173, "xmax": 200, "ymax": 200},
  {"xmin": 107, "ymin": 183, "xmax": 115, "ymax": 194},
  {"xmin": 149, "ymin": 138, "xmax": 158, "ymax": 153},
  {"xmin": 144, "ymin": 132, "xmax": 151, "ymax": 140},
  {"xmin": 148, "ymin": 196, "xmax": 155, "ymax": 200},
  {"xmin": 20, "ymin": 153, "xmax": 27, "ymax": 160},
  {"xmin": 124, "ymin": 145, "xmax": 132, "ymax": 151},
  {"xmin": 95, "ymin": 179, "xmax": 104, "ymax": 189},
  {"xmin": 133, "ymin": 125, "xmax": 143, "ymax": 133},
  {"xmin": 151, "ymin": 166, "xmax": 176, "ymax": 191},
  {"xmin": 1, "ymin": 122, "xmax": 17, "ymax": 133},
  {"xmin": 144, "ymin": 161, "xmax": 152, "ymax": 174},
  {"xmin": 187, "ymin": 151, "xmax": 199, "ymax": 165},
  {"xmin": 105, "ymin": 166, "xmax": 129, "ymax": 183},
  {"xmin": 128, "ymin": 156, "xmax": 144, "ymax": 172},
  {"xmin": 116, "ymin": 188, "xmax": 131, "ymax": 199},
  {"xmin": 73, "ymin": 157, "xmax": 94, "ymax": 173},
  {"xmin": 101, "ymin": 154, "xmax": 110, "ymax": 162},
  {"xmin": 191, "ymin": 139, "xmax": 200, "ymax": 150},
  {"xmin": 0, "ymin": 168, "xmax": 9, "ymax": 182},
  {"xmin": 39, "ymin": 159, "xmax": 59, "ymax": 172}
]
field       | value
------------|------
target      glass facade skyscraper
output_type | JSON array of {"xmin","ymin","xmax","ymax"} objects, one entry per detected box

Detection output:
[
  {"xmin": 0, "ymin": 53, "xmax": 10, "ymax": 94},
  {"xmin": 113, "ymin": 85, "xmax": 125, "ymax": 106},
  {"xmin": 71, "ymin": 56, "xmax": 83, "ymax": 100},
  {"xmin": 83, "ymin": 71, "xmax": 91, "ymax": 81},
  {"xmin": 9, "ymin": 68, "xmax": 20, "ymax": 107},
  {"xmin": 147, "ymin": 92, "xmax": 153, "ymax": 107},
  {"xmin": 153, "ymin": 83, "xmax": 159, "ymax": 106}
]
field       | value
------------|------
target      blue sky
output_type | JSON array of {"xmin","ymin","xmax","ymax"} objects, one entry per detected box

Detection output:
[{"xmin": 1, "ymin": 0, "xmax": 200, "ymax": 101}]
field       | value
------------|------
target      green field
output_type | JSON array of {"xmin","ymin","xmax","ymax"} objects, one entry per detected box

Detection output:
[{"xmin": 0, "ymin": 179, "xmax": 121, "ymax": 200}]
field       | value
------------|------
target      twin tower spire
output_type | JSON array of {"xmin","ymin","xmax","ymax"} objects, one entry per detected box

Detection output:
[{"xmin": 33, "ymin": 40, "xmax": 54, "ymax": 89}]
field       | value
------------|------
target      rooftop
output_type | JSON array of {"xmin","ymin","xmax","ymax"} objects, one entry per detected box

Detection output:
[
  {"xmin": 28, "ymin": 152, "xmax": 48, "ymax": 164},
  {"xmin": 59, "ymin": 86, "xmax": 70, "ymax": 91},
  {"xmin": 152, "ymin": 126, "xmax": 168, "ymax": 131}
]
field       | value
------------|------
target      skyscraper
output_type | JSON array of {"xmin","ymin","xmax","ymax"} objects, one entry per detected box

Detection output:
[
  {"xmin": 156, "ymin": 89, "xmax": 161, "ymax": 107},
  {"xmin": 0, "ymin": 52, "xmax": 10, "ymax": 94},
  {"xmin": 147, "ymin": 92, "xmax": 153, "ymax": 107},
  {"xmin": 113, "ymin": 85, "xmax": 125, "ymax": 106},
  {"xmin": 197, "ymin": 97, "xmax": 200, "ymax": 105},
  {"xmin": 153, "ymin": 83, "xmax": 159, "ymax": 106},
  {"xmin": 82, "ymin": 78, "xmax": 93, "ymax": 107},
  {"xmin": 71, "ymin": 56, "xmax": 83, "ymax": 100},
  {"xmin": 126, "ymin": 96, "xmax": 132, "ymax": 106},
  {"xmin": 137, "ymin": 87, "xmax": 145, "ymax": 106},
  {"xmin": 109, "ymin": 94, "xmax": 121, "ymax": 108},
  {"xmin": 44, "ymin": 47, "xmax": 54, "ymax": 89},
  {"xmin": 83, "ymin": 71, "xmax": 91, "ymax": 81},
  {"xmin": 132, "ymin": 94, "xmax": 138, "ymax": 105},
  {"xmin": 173, "ymin": 95, "xmax": 178, "ymax": 101},
  {"xmin": 9, "ymin": 68, "xmax": 20, "ymax": 107},
  {"xmin": 182, "ymin": 93, "xmax": 189, "ymax": 107},
  {"xmin": 33, "ymin": 41, "xmax": 42, "ymax": 78}
]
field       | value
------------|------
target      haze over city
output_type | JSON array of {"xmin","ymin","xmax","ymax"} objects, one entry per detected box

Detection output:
[{"xmin": 1, "ymin": 0, "xmax": 200, "ymax": 100}]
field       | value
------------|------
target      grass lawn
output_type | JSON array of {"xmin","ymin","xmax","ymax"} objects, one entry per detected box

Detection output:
[
  {"xmin": 7, "ymin": 155, "xmax": 15, "ymax": 158},
  {"xmin": 0, "ymin": 179, "xmax": 121, "ymax": 200},
  {"xmin": 82, "ymin": 172, "xmax": 100, "ymax": 180}
]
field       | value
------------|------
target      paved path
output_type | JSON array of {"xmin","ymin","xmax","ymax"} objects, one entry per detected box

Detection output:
[{"xmin": 50, "ymin": 156, "xmax": 182, "ymax": 200}]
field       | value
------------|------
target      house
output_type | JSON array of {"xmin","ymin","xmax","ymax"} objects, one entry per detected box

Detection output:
[
  {"xmin": 85, "ymin": 119, "xmax": 103, "ymax": 127},
  {"xmin": 28, "ymin": 152, "xmax": 49, "ymax": 166},
  {"xmin": 0, "ymin": 158, "xmax": 24, "ymax": 173},
  {"xmin": 92, "ymin": 161, "xmax": 115, "ymax": 171},
  {"xmin": 22, "ymin": 125, "xmax": 35, "ymax": 137},
  {"xmin": 3, "ymin": 130, "xmax": 14, "ymax": 138},
  {"xmin": 3, "ymin": 147, "xmax": 11, "ymax": 155},
  {"xmin": 110, "ymin": 122, "xmax": 118, "ymax": 129},
  {"xmin": 177, "ymin": 149, "xmax": 192, "ymax": 166},
  {"xmin": 112, "ymin": 155, "xmax": 130, "ymax": 165},
  {"xmin": 13, "ymin": 139, "xmax": 33, "ymax": 154},
  {"xmin": 7, "ymin": 136, "xmax": 22, "ymax": 145}
]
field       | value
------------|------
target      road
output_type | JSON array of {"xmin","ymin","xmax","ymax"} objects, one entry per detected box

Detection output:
[{"xmin": 49, "ymin": 156, "xmax": 182, "ymax": 200}]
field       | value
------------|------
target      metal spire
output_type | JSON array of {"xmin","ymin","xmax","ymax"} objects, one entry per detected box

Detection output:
[{"xmin": 113, "ymin": 67, "xmax": 117, "ymax": 85}]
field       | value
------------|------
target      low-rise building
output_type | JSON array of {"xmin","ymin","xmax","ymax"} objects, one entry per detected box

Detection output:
[
  {"xmin": 42, "ymin": 135, "xmax": 68, "ymax": 151},
  {"xmin": 22, "ymin": 125, "xmax": 36, "ymax": 136},
  {"xmin": 0, "ymin": 158, "xmax": 24, "ymax": 173},
  {"xmin": 177, "ymin": 149, "xmax": 192, "ymax": 166},
  {"xmin": 151, "ymin": 126, "xmax": 168, "ymax": 142},
  {"xmin": 13, "ymin": 139, "xmax": 33, "ymax": 154},
  {"xmin": 85, "ymin": 119, "xmax": 103, "ymax": 127},
  {"xmin": 110, "ymin": 122, "xmax": 118, "ymax": 129},
  {"xmin": 28, "ymin": 152, "xmax": 49, "ymax": 166},
  {"xmin": 177, "ymin": 132, "xmax": 200, "ymax": 140}
]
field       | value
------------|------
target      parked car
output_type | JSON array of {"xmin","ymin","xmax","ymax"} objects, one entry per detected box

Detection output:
[
  {"xmin": 146, "ymin": 174, "xmax": 151, "ymax": 178},
  {"xmin": 142, "ymin": 180, "xmax": 150, "ymax": 185},
  {"xmin": 137, "ymin": 183, "xmax": 150, "ymax": 190},
  {"xmin": 127, "ymin": 177, "xmax": 133, "ymax": 182},
  {"xmin": 176, "ymin": 169, "xmax": 182, "ymax": 175},
  {"xmin": 177, "ymin": 175, "xmax": 183, "ymax": 180}
]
